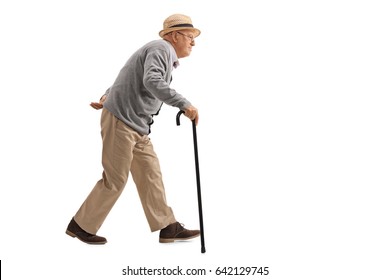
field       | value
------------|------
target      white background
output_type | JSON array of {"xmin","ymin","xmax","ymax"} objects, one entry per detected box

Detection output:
[{"xmin": 1, "ymin": 0, "xmax": 389, "ymax": 279}]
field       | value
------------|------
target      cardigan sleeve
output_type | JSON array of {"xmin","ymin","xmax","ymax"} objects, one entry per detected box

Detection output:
[{"xmin": 143, "ymin": 49, "xmax": 191, "ymax": 110}]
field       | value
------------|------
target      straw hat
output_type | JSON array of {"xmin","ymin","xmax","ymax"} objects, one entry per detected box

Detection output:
[{"xmin": 159, "ymin": 14, "xmax": 201, "ymax": 38}]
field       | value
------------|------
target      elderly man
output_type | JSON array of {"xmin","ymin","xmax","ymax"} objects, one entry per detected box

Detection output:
[{"xmin": 66, "ymin": 14, "xmax": 201, "ymax": 245}]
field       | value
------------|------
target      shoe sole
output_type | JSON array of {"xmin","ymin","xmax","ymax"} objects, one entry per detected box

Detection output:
[
  {"xmin": 65, "ymin": 230, "xmax": 107, "ymax": 245},
  {"xmin": 159, "ymin": 233, "xmax": 200, "ymax": 243}
]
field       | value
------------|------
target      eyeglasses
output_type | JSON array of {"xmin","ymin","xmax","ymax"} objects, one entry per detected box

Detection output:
[{"xmin": 176, "ymin": 31, "xmax": 195, "ymax": 42}]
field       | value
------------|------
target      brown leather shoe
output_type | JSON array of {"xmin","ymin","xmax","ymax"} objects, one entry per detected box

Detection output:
[
  {"xmin": 159, "ymin": 222, "xmax": 200, "ymax": 243},
  {"xmin": 66, "ymin": 218, "xmax": 107, "ymax": 245}
]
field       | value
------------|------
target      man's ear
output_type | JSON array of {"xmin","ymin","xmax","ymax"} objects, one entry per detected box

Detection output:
[{"xmin": 172, "ymin": 31, "xmax": 178, "ymax": 43}]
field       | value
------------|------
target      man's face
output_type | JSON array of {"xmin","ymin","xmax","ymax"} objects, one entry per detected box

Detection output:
[{"xmin": 173, "ymin": 30, "xmax": 196, "ymax": 58}]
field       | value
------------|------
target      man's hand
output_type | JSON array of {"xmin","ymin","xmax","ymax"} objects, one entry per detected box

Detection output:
[
  {"xmin": 184, "ymin": 105, "xmax": 199, "ymax": 125},
  {"xmin": 90, "ymin": 95, "xmax": 107, "ymax": 110}
]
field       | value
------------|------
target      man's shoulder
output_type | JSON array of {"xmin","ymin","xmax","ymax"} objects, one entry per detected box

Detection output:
[
  {"xmin": 140, "ymin": 40, "xmax": 177, "ymax": 63},
  {"xmin": 134, "ymin": 39, "xmax": 176, "ymax": 65},
  {"xmin": 143, "ymin": 39, "xmax": 171, "ymax": 52}
]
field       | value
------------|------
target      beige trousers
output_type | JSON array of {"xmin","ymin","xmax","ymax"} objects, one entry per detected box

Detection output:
[{"xmin": 74, "ymin": 109, "xmax": 176, "ymax": 234}]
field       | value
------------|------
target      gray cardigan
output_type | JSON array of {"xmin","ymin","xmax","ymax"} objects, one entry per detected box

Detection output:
[{"xmin": 103, "ymin": 39, "xmax": 191, "ymax": 135}]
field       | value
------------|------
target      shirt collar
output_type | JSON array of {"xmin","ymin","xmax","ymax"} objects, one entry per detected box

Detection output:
[{"xmin": 164, "ymin": 39, "xmax": 179, "ymax": 68}]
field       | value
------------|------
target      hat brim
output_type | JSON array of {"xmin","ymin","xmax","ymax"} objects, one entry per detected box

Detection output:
[{"xmin": 159, "ymin": 27, "xmax": 201, "ymax": 38}]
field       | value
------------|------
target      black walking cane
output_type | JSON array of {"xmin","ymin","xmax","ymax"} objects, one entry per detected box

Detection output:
[{"xmin": 176, "ymin": 110, "xmax": 206, "ymax": 253}]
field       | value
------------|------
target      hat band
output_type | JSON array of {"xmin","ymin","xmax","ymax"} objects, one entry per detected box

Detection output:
[{"xmin": 169, "ymin": 23, "xmax": 194, "ymax": 28}]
